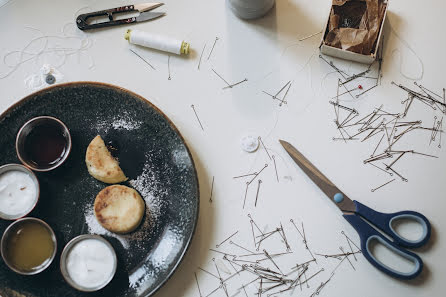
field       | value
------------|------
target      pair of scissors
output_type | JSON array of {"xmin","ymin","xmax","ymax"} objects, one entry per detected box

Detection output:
[
  {"xmin": 280, "ymin": 140, "xmax": 431, "ymax": 280},
  {"xmin": 76, "ymin": 3, "xmax": 165, "ymax": 31}
]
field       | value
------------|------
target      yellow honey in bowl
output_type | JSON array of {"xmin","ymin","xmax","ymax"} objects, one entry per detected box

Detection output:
[{"xmin": 5, "ymin": 220, "xmax": 55, "ymax": 272}]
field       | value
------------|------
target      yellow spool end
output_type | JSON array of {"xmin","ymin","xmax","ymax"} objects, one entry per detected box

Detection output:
[
  {"xmin": 124, "ymin": 29, "xmax": 131, "ymax": 41},
  {"xmin": 180, "ymin": 41, "xmax": 190, "ymax": 55}
]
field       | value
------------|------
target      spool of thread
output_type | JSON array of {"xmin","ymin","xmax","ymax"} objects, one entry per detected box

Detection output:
[
  {"xmin": 227, "ymin": 0, "xmax": 275, "ymax": 19},
  {"xmin": 124, "ymin": 30, "xmax": 190, "ymax": 55}
]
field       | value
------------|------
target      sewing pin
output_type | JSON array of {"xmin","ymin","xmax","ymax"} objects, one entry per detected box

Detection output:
[
  {"xmin": 356, "ymin": 84, "xmax": 378, "ymax": 98},
  {"xmin": 209, "ymin": 176, "xmax": 214, "ymax": 203},
  {"xmin": 242, "ymin": 285, "xmax": 249, "ymax": 297},
  {"xmin": 248, "ymin": 164, "xmax": 268, "ymax": 185},
  {"xmin": 341, "ymin": 232, "xmax": 357, "ymax": 261},
  {"xmin": 258, "ymin": 136, "xmax": 272, "ymax": 160},
  {"xmin": 273, "ymin": 81, "xmax": 291, "ymax": 99},
  {"xmin": 371, "ymin": 134, "xmax": 385, "ymax": 157},
  {"xmin": 223, "ymin": 256, "xmax": 240, "ymax": 275},
  {"xmin": 368, "ymin": 162, "xmax": 393, "ymax": 176},
  {"xmin": 204, "ymin": 284, "xmax": 221, "ymax": 297},
  {"xmin": 207, "ymin": 37, "xmax": 219, "ymax": 60},
  {"xmin": 243, "ymin": 182, "xmax": 249, "ymax": 209},
  {"xmin": 250, "ymin": 220, "xmax": 256, "ymax": 247},
  {"xmin": 319, "ymin": 55, "xmax": 347, "ymax": 79},
  {"xmin": 263, "ymin": 250, "xmax": 284, "ymax": 275},
  {"xmin": 223, "ymin": 78, "xmax": 248, "ymax": 89},
  {"xmin": 167, "ymin": 55, "xmax": 171, "ymax": 80},
  {"xmin": 129, "ymin": 49, "xmax": 156, "ymax": 70},
  {"xmin": 272, "ymin": 155, "xmax": 279, "ymax": 182},
  {"xmin": 209, "ymin": 248, "xmax": 236, "ymax": 257},
  {"xmin": 298, "ymin": 30, "xmax": 322, "ymax": 41},
  {"xmin": 340, "ymin": 247, "xmax": 355, "ymax": 270},
  {"xmin": 195, "ymin": 272, "xmax": 203, "ymax": 297},
  {"xmin": 254, "ymin": 180, "xmax": 262, "ymax": 207},
  {"xmin": 371, "ymin": 179, "xmax": 396, "ymax": 192},
  {"xmin": 329, "ymin": 101, "xmax": 358, "ymax": 114},
  {"xmin": 280, "ymin": 82, "xmax": 292, "ymax": 106},
  {"xmin": 231, "ymin": 241, "xmax": 256, "ymax": 254},
  {"xmin": 191, "ymin": 104, "xmax": 204, "ymax": 131},
  {"xmin": 341, "ymin": 231, "xmax": 361, "ymax": 252},
  {"xmin": 216, "ymin": 231, "xmax": 239, "ymax": 248},
  {"xmin": 430, "ymin": 116, "xmax": 437, "ymax": 145},
  {"xmin": 383, "ymin": 163, "xmax": 407, "ymax": 182},
  {"xmin": 212, "ymin": 258, "xmax": 224, "ymax": 283},
  {"xmin": 248, "ymin": 214, "xmax": 265, "ymax": 236},
  {"xmin": 212, "ymin": 68, "xmax": 231, "ymax": 87},
  {"xmin": 339, "ymin": 78, "xmax": 355, "ymax": 99},
  {"xmin": 233, "ymin": 172, "xmax": 257, "ymax": 179},
  {"xmin": 198, "ymin": 43, "xmax": 206, "ymax": 70},
  {"xmin": 279, "ymin": 223, "xmax": 291, "ymax": 251},
  {"xmin": 198, "ymin": 267, "xmax": 220, "ymax": 280}
]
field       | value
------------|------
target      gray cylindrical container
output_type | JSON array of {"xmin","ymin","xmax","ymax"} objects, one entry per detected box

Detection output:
[{"xmin": 228, "ymin": 0, "xmax": 275, "ymax": 19}]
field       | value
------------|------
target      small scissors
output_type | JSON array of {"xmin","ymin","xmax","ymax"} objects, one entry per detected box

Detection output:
[
  {"xmin": 280, "ymin": 140, "xmax": 431, "ymax": 280},
  {"xmin": 76, "ymin": 3, "xmax": 165, "ymax": 31}
]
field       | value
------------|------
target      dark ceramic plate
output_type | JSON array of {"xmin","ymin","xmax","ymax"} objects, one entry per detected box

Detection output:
[{"xmin": 0, "ymin": 82, "xmax": 199, "ymax": 297}]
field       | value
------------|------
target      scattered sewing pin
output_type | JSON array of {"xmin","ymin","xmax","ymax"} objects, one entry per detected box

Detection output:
[
  {"xmin": 298, "ymin": 30, "xmax": 323, "ymax": 41},
  {"xmin": 191, "ymin": 104, "xmax": 204, "ymax": 130},
  {"xmin": 223, "ymin": 78, "xmax": 248, "ymax": 90},
  {"xmin": 194, "ymin": 272, "xmax": 203, "ymax": 297},
  {"xmin": 340, "ymin": 246, "xmax": 355, "ymax": 270},
  {"xmin": 167, "ymin": 55, "xmax": 171, "ymax": 80},
  {"xmin": 197, "ymin": 43, "xmax": 206, "ymax": 70},
  {"xmin": 243, "ymin": 182, "xmax": 249, "ymax": 209},
  {"xmin": 280, "ymin": 82, "xmax": 292, "ymax": 106},
  {"xmin": 211, "ymin": 68, "xmax": 231, "ymax": 88},
  {"xmin": 258, "ymin": 136, "xmax": 271, "ymax": 160},
  {"xmin": 341, "ymin": 231, "xmax": 360, "ymax": 260},
  {"xmin": 233, "ymin": 172, "xmax": 257, "ymax": 179},
  {"xmin": 209, "ymin": 176, "xmax": 214, "ymax": 203},
  {"xmin": 129, "ymin": 49, "xmax": 155, "ymax": 70},
  {"xmin": 207, "ymin": 37, "xmax": 219, "ymax": 60},
  {"xmin": 230, "ymin": 241, "xmax": 255, "ymax": 254},
  {"xmin": 216, "ymin": 231, "xmax": 239, "ymax": 248},
  {"xmin": 198, "ymin": 267, "xmax": 220, "ymax": 280},
  {"xmin": 272, "ymin": 155, "xmax": 279, "ymax": 182},
  {"xmin": 254, "ymin": 180, "xmax": 261, "ymax": 207},
  {"xmin": 371, "ymin": 179, "xmax": 396, "ymax": 192},
  {"xmin": 248, "ymin": 164, "xmax": 268, "ymax": 185}
]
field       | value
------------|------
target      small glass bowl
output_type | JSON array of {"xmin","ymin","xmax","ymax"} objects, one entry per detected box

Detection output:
[
  {"xmin": 60, "ymin": 234, "xmax": 117, "ymax": 292},
  {"xmin": 16, "ymin": 116, "xmax": 72, "ymax": 172},
  {"xmin": 0, "ymin": 163, "xmax": 40, "ymax": 220},
  {"xmin": 1, "ymin": 217, "xmax": 57, "ymax": 275}
]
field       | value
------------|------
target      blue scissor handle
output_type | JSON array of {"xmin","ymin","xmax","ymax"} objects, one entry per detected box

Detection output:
[
  {"xmin": 352, "ymin": 201, "xmax": 431, "ymax": 248},
  {"xmin": 343, "ymin": 213, "xmax": 423, "ymax": 280}
]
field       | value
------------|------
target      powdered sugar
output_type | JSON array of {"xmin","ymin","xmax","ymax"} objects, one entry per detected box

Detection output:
[
  {"xmin": 94, "ymin": 112, "xmax": 142, "ymax": 134},
  {"xmin": 84, "ymin": 206, "xmax": 130, "ymax": 249}
]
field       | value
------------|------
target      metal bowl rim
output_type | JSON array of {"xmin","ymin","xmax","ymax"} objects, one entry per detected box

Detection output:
[{"xmin": 60, "ymin": 234, "xmax": 118, "ymax": 292}]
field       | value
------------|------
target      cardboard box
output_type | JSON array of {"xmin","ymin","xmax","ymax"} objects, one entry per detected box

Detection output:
[{"xmin": 320, "ymin": 0, "xmax": 388, "ymax": 64}]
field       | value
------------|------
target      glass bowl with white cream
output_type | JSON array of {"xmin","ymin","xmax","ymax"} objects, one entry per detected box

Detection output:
[
  {"xmin": 0, "ymin": 163, "xmax": 40, "ymax": 220},
  {"xmin": 60, "ymin": 234, "xmax": 117, "ymax": 292}
]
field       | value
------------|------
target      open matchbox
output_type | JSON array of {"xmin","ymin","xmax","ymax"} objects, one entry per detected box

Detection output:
[{"xmin": 320, "ymin": 0, "xmax": 389, "ymax": 64}]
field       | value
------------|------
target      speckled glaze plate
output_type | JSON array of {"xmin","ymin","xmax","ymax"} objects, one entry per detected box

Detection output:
[{"xmin": 0, "ymin": 82, "xmax": 199, "ymax": 297}]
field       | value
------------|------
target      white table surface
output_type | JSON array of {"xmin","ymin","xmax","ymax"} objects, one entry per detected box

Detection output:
[{"xmin": 0, "ymin": 0, "xmax": 445, "ymax": 296}]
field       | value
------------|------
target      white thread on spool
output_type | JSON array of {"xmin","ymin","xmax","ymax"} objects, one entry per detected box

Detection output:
[{"xmin": 125, "ymin": 30, "xmax": 189, "ymax": 55}]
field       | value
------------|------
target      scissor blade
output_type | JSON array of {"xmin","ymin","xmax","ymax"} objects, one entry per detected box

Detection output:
[
  {"xmin": 279, "ymin": 140, "xmax": 356, "ymax": 213},
  {"xmin": 136, "ymin": 11, "xmax": 166, "ymax": 22},
  {"xmin": 134, "ymin": 3, "xmax": 164, "ymax": 12}
]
